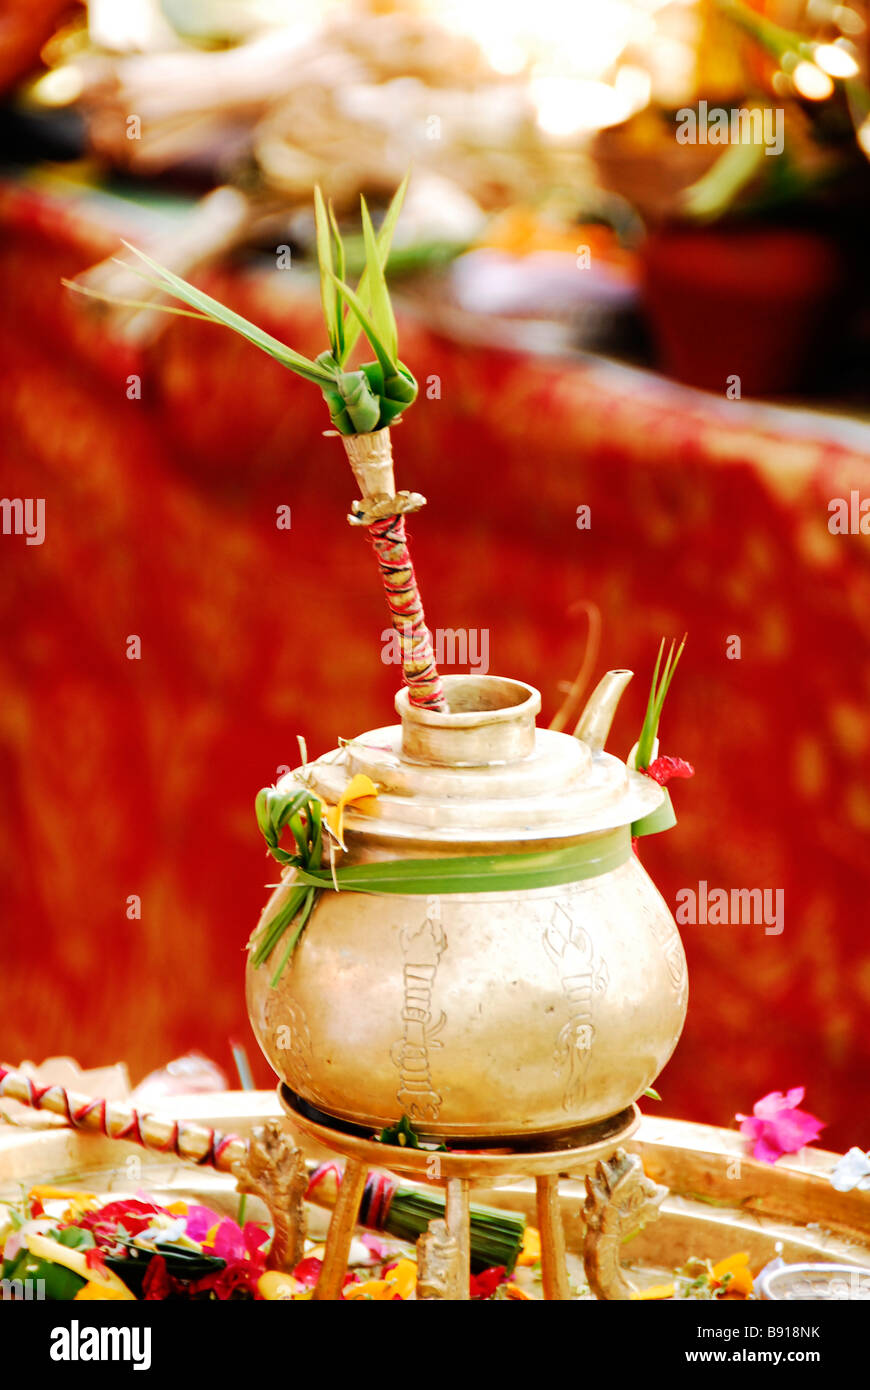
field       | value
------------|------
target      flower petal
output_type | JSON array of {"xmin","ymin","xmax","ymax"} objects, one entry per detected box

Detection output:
[
  {"xmin": 644, "ymin": 755, "xmax": 695, "ymax": 786},
  {"xmin": 830, "ymin": 1148, "xmax": 870, "ymax": 1192},
  {"xmin": 752, "ymin": 1128, "xmax": 787, "ymax": 1164},
  {"xmin": 782, "ymin": 1087, "xmax": 807, "ymax": 1110},
  {"xmin": 182, "ymin": 1204, "xmax": 224, "ymax": 1242}
]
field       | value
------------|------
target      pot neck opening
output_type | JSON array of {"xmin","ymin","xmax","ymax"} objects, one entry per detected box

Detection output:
[{"xmin": 396, "ymin": 675, "xmax": 541, "ymax": 768}]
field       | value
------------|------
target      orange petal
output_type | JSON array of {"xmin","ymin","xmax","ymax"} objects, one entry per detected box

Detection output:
[
  {"xmin": 29, "ymin": 1186, "xmax": 97, "ymax": 1202},
  {"xmin": 712, "ymin": 1252, "xmax": 750, "ymax": 1279},
  {"xmin": 344, "ymin": 1279, "xmax": 393, "ymax": 1300},
  {"xmin": 386, "ymin": 1258, "xmax": 417, "ymax": 1299},
  {"xmin": 75, "ymin": 1282, "xmax": 132, "ymax": 1301}
]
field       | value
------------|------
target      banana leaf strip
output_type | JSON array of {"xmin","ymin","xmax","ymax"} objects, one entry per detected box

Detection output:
[
  {"xmin": 275, "ymin": 828, "xmax": 630, "ymax": 899},
  {"xmin": 631, "ymin": 789, "xmax": 677, "ymax": 838}
]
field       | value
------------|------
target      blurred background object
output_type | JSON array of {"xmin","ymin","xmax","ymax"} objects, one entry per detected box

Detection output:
[
  {"xmin": 1, "ymin": 0, "xmax": 869, "ymax": 1151},
  {"xmin": 131, "ymin": 1051, "xmax": 229, "ymax": 1102}
]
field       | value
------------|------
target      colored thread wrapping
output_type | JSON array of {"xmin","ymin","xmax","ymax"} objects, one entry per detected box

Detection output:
[
  {"xmin": 367, "ymin": 513, "xmax": 446, "ymax": 711},
  {"xmin": 359, "ymin": 1169, "xmax": 397, "ymax": 1229},
  {"xmin": 306, "ymin": 1161, "xmax": 397, "ymax": 1231},
  {"xmin": 342, "ymin": 428, "xmax": 446, "ymax": 714},
  {"xmin": 0, "ymin": 1066, "xmax": 243, "ymax": 1171}
]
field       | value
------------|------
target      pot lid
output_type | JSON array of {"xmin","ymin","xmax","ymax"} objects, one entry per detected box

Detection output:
[{"xmin": 288, "ymin": 675, "xmax": 665, "ymax": 846}]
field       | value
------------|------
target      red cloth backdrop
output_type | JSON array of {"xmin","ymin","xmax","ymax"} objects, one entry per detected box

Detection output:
[{"xmin": 1, "ymin": 179, "xmax": 869, "ymax": 1150}]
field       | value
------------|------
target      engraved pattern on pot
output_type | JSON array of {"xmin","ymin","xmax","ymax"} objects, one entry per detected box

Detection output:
[
  {"xmin": 646, "ymin": 908, "xmax": 687, "ymax": 1000},
  {"xmin": 269, "ymin": 997, "xmax": 315, "ymax": 1099},
  {"xmin": 543, "ymin": 901, "xmax": 609, "ymax": 1111},
  {"xmin": 390, "ymin": 896, "xmax": 446, "ymax": 1121}
]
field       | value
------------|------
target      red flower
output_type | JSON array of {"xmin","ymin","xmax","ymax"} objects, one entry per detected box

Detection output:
[
  {"xmin": 190, "ymin": 1260, "xmax": 263, "ymax": 1300},
  {"xmin": 291, "ymin": 1256, "xmax": 323, "ymax": 1288},
  {"xmin": 643, "ymin": 756, "xmax": 695, "ymax": 786},
  {"xmin": 142, "ymin": 1256, "xmax": 175, "ymax": 1301},
  {"xmin": 77, "ymin": 1198, "xmax": 168, "ymax": 1242},
  {"xmin": 469, "ymin": 1266, "xmax": 508, "ymax": 1299},
  {"xmin": 84, "ymin": 1246, "xmax": 111, "ymax": 1276}
]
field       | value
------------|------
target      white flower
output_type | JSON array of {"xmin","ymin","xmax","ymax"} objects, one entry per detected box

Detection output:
[
  {"xmin": 136, "ymin": 1215, "xmax": 188, "ymax": 1245},
  {"xmin": 830, "ymin": 1147, "xmax": 870, "ymax": 1192}
]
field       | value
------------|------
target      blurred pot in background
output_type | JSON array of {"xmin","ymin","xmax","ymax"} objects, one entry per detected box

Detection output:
[
  {"xmin": 592, "ymin": 0, "xmax": 870, "ymax": 397},
  {"xmin": 639, "ymin": 223, "xmax": 842, "ymax": 396}
]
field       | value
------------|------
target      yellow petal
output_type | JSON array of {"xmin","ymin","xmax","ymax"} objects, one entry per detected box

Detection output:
[
  {"xmin": 633, "ymin": 1281, "xmax": 676, "ymax": 1300},
  {"xmin": 505, "ymin": 1283, "xmax": 532, "ymax": 1300},
  {"xmin": 326, "ymin": 774, "xmax": 380, "ymax": 845},
  {"xmin": 75, "ymin": 1282, "xmax": 131, "ymax": 1301},
  {"xmin": 517, "ymin": 1226, "xmax": 541, "ymax": 1266},
  {"xmin": 172, "ymin": 1234, "xmax": 203, "ymax": 1252},
  {"xmin": 29, "ymin": 1186, "xmax": 98, "ymax": 1202},
  {"xmin": 258, "ymin": 1270, "xmax": 305, "ymax": 1301},
  {"xmin": 341, "ymin": 773, "xmax": 379, "ymax": 805},
  {"xmin": 24, "ymin": 1234, "xmax": 135, "ymax": 1299}
]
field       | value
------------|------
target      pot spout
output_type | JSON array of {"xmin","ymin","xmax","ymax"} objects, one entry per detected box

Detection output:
[{"xmin": 573, "ymin": 669, "xmax": 633, "ymax": 752}]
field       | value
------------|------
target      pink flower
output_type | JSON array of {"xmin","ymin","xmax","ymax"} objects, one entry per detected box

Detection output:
[
  {"xmin": 211, "ymin": 1219, "xmax": 268, "ymax": 1266},
  {"xmin": 736, "ymin": 1088, "xmax": 825, "ymax": 1164},
  {"xmin": 360, "ymin": 1233, "xmax": 390, "ymax": 1261},
  {"xmin": 182, "ymin": 1205, "xmax": 224, "ymax": 1243}
]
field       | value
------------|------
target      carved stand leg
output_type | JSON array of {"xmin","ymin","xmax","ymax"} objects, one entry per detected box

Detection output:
[
  {"xmin": 582, "ymin": 1148, "xmax": 667, "ymax": 1300},
  {"xmin": 231, "ymin": 1120, "xmax": 308, "ymax": 1272},
  {"xmin": 535, "ymin": 1174, "xmax": 571, "ymax": 1300},
  {"xmin": 417, "ymin": 1218, "xmax": 462, "ymax": 1299},
  {"xmin": 444, "ymin": 1177, "xmax": 471, "ymax": 1300},
  {"xmin": 312, "ymin": 1157, "xmax": 369, "ymax": 1301}
]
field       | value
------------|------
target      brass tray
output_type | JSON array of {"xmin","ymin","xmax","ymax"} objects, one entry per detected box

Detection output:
[{"xmin": 2, "ymin": 1092, "xmax": 868, "ymax": 1294}]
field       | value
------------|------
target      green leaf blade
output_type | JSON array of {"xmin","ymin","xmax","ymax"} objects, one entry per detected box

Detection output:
[
  {"xmin": 313, "ymin": 185, "xmax": 339, "ymax": 358},
  {"xmin": 339, "ymin": 173, "xmax": 408, "ymax": 366},
  {"xmin": 360, "ymin": 195, "xmax": 398, "ymax": 362},
  {"xmin": 328, "ymin": 270, "xmax": 398, "ymax": 379},
  {"xmin": 120, "ymin": 242, "xmax": 336, "ymax": 387}
]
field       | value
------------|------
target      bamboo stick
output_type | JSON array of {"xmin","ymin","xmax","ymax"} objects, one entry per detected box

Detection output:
[{"xmin": 0, "ymin": 1065, "xmax": 247, "ymax": 1172}]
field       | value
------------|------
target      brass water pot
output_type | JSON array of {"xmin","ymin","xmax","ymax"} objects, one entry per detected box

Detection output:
[{"xmin": 247, "ymin": 673, "xmax": 688, "ymax": 1142}]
